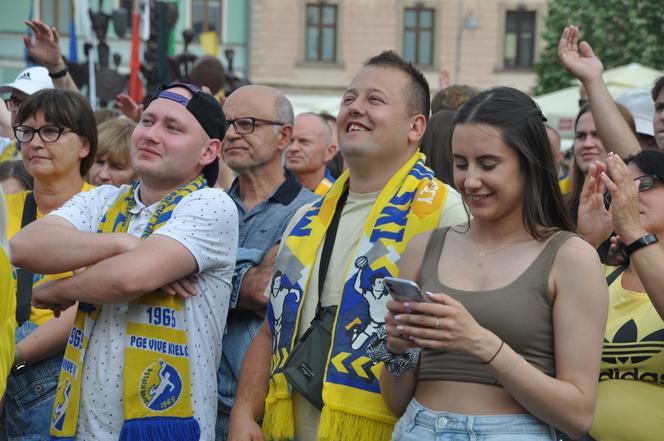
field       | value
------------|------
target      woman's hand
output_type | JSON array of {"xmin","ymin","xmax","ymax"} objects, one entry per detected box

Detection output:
[
  {"xmin": 557, "ymin": 25, "xmax": 604, "ymax": 84},
  {"xmin": 385, "ymin": 300, "xmax": 418, "ymax": 355},
  {"xmin": 577, "ymin": 161, "xmax": 613, "ymax": 248},
  {"xmin": 601, "ymin": 153, "xmax": 647, "ymax": 244},
  {"xmin": 393, "ymin": 292, "xmax": 500, "ymax": 362}
]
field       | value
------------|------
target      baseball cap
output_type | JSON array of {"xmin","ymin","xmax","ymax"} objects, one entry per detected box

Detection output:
[
  {"xmin": 616, "ymin": 89, "xmax": 654, "ymax": 136},
  {"xmin": 0, "ymin": 67, "xmax": 54, "ymax": 96},
  {"xmin": 149, "ymin": 82, "xmax": 227, "ymax": 186}
]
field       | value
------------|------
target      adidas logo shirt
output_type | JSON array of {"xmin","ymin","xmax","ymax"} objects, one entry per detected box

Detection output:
[{"xmin": 590, "ymin": 265, "xmax": 664, "ymax": 441}]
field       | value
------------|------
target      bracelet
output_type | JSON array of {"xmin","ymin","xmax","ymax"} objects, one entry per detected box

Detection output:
[
  {"xmin": 367, "ymin": 328, "xmax": 421, "ymax": 377},
  {"xmin": 49, "ymin": 65, "xmax": 68, "ymax": 79},
  {"xmin": 481, "ymin": 340, "xmax": 504, "ymax": 364},
  {"xmin": 625, "ymin": 234, "xmax": 658, "ymax": 255}
]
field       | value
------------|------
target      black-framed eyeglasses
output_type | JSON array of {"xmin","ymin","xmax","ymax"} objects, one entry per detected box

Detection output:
[
  {"xmin": 603, "ymin": 174, "xmax": 664, "ymax": 207},
  {"xmin": 4, "ymin": 96, "xmax": 23, "ymax": 112},
  {"xmin": 227, "ymin": 117, "xmax": 285, "ymax": 135},
  {"xmin": 13, "ymin": 125, "xmax": 74, "ymax": 143}
]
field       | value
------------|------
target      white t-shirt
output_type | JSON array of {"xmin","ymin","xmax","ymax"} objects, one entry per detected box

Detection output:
[{"xmin": 51, "ymin": 183, "xmax": 238, "ymax": 441}]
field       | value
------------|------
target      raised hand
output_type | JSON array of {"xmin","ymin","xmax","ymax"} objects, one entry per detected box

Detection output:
[
  {"xmin": 557, "ymin": 25, "xmax": 604, "ymax": 84},
  {"xmin": 577, "ymin": 161, "xmax": 613, "ymax": 248},
  {"xmin": 115, "ymin": 94, "xmax": 143, "ymax": 123},
  {"xmin": 24, "ymin": 19, "xmax": 65, "ymax": 70},
  {"xmin": 601, "ymin": 153, "xmax": 647, "ymax": 244}
]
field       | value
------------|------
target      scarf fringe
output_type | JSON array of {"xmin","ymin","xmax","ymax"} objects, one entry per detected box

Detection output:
[
  {"xmin": 119, "ymin": 416, "xmax": 201, "ymax": 441},
  {"xmin": 262, "ymin": 396, "xmax": 294, "ymax": 441},
  {"xmin": 318, "ymin": 406, "xmax": 394, "ymax": 441}
]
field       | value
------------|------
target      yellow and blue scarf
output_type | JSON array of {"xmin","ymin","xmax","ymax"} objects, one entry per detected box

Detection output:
[
  {"xmin": 50, "ymin": 176, "xmax": 207, "ymax": 441},
  {"xmin": 264, "ymin": 152, "xmax": 447, "ymax": 441}
]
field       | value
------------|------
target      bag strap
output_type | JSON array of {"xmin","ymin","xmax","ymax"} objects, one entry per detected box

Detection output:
[
  {"xmin": 316, "ymin": 188, "xmax": 349, "ymax": 315},
  {"xmin": 606, "ymin": 265, "xmax": 627, "ymax": 287},
  {"xmin": 15, "ymin": 192, "xmax": 37, "ymax": 325}
]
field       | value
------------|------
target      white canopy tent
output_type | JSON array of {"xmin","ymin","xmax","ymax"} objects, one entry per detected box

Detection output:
[{"xmin": 534, "ymin": 63, "xmax": 663, "ymax": 145}]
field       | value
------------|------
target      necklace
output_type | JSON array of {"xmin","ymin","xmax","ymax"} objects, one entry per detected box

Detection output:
[{"xmin": 471, "ymin": 230, "xmax": 530, "ymax": 257}]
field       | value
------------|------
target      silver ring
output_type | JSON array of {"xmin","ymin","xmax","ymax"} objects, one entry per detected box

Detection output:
[{"xmin": 435, "ymin": 318, "xmax": 440, "ymax": 329}]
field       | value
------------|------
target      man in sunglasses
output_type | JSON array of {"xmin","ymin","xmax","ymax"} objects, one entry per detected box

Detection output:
[
  {"xmin": 215, "ymin": 84, "xmax": 316, "ymax": 440},
  {"xmin": 0, "ymin": 66, "xmax": 54, "ymax": 161}
]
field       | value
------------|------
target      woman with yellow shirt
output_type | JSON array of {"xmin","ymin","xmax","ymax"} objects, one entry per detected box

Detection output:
[
  {"xmin": 0, "ymin": 187, "xmax": 15, "ymax": 401},
  {"xmin": 2, "ymin": 89, "xmax": 96, "ymax": 440},
  {"xmin": 578, "ymin": 150, "xmax": 664, "ymax": 441}
]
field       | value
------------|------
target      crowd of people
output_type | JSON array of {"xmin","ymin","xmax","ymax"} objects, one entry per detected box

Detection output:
[{"xmin": 0, "ymin": 18, "xmax": 662, "ymax": 441}]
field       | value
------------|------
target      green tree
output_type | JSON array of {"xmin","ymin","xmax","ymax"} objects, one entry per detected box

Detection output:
[{"xmin": 535, "ymin": 0, "xmax": 664, "ymax": 95}]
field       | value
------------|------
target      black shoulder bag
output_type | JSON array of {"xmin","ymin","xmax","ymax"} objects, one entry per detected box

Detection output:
[
  {"xmin": 282, "ymin": 189, "xmax": 349, "ymax": 410},
  {"xmin": 15, "ymin": 192, "xmax": 37, "ymax": 326}
]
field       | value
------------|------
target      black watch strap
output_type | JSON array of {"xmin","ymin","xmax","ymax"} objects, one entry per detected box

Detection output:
[
  {"xmin": 48, "ymin": 66, "xmax": 68, "ymax": 79},
  {"xmin": 625, "ymin": 234, "xmax": 658, "ymax": 255}
]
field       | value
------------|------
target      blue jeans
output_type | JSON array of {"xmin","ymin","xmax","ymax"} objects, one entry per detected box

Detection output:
[
  {"xmin": 1, "ymin": 322, "xmax": 63, "ymax": 441},
  {"xmin": 392, "ymin": 399, "xmax": 557, "ymax": 441},
  {"xmin": 215, "ymin": 310, "xmax": 262, "ymax": 441}
]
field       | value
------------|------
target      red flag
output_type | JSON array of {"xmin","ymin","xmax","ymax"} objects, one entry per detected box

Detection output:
[{"xmin": 128, "ymin": 11, "xmax": 144, "ymax": 103}]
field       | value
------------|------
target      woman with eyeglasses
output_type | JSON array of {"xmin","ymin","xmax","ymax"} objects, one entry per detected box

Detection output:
[
  {"xmin": 2, "ymin": 88, "xmax": 96, "ymax": 439},
  {"xmin": 576, "ymin": 149, "xmax": 664, "ymax": 441}
]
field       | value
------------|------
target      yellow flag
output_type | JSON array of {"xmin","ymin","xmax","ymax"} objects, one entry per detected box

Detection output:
[{"xmin": 200, "ymin": 31, "xmax": 219, "ymax": 56}]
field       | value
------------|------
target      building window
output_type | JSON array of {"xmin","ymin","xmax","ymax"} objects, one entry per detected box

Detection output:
[
  {"xmin": 119, "ymin": 0, "xmax": 133, "ymax": 33},
  {"xmin": 305, "ymin": 3, "xmax": 337, "ymax": 63},
  {"xmin": 192, "ymin": 0, "xmax": 222, "ymax": 40},
  {"xmin": 403, "ymin": 7, "xmax": 434, "ymax": 66},
  {"xmin": 40, "ymin": 0, "xmax": 73, "ymax": 35},
  {"xmin": 504, "ymin": 10, "xmax": 536, "ymax": 69}
]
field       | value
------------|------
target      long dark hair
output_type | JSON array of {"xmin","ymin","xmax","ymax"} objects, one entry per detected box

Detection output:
[
  {"xmin": 15, "ymin": 89, "xmax": 97, "ymax": 177},
  {"xmin": 453, "ymin": 87, "xmax": 573, "ymax": 239}
]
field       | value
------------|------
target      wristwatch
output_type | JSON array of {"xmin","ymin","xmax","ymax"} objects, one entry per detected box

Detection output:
[
  {"xmin": 625, "ymin": 234, "xmax": 658, "ymax": 255},
  {"xmin": 48, "ymin": 66, "xmax": 68, "ymax": 79}
]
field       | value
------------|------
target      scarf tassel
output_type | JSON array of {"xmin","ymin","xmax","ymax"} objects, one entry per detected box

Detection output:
[
  {"xmin": 262, "ymin": 396, "xmax": 294, "ymax": 441},
  {"xmin": 119, "ymin": 416, "xmax": 200, "ymax": 441},
  {"xmin": 318, "ymin": 406, "xmax": 394, "ymax": 441}
]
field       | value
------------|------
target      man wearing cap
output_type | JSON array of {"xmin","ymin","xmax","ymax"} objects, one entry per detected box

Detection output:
[
  {"xmin": 0, "ymin": 66, "xmax": 54, "ymax": 161},
  {"xmin": 617, "ymin": 89, "xmax": 658, "ymax": 150},
  {"xmin": 285, "ymin": 112, "xmax": 338, "ymax": 195},
  {"xmin": 10, "ymin": 83, "xmax": 238, "ymax": 441},
  {"xmin": 215, "ymin": 85, "xmax": 316, "ymax": 440}
]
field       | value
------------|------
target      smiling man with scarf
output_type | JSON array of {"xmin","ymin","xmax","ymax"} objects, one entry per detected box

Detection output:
[
  {"xmin": 228, "ymin": 52, "xmax": 467, "ymax": 441},
  {"xmin": 10, "ymin": 83, "xmax": 238, "ymax": 441}
]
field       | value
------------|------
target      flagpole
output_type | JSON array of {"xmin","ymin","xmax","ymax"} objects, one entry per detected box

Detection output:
[{"xmin": 78, "ymin": 0, "xmax": 96, "ymax": 109}]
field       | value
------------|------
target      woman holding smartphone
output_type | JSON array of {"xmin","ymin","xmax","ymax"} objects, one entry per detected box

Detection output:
[{"xmin": 375, "ymin": 86, "xmax": 608, "ymax": 440}]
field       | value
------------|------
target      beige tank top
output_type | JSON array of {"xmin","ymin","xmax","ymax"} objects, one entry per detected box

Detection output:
[{"xmin": 417, "ymin": 228, "xmax": 575, "ymax": 384}]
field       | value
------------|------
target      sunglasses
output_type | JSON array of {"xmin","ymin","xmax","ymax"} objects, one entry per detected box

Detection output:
[{"xmin": 604, "ymin": 174, "xmax": 664, "ymax": 207}]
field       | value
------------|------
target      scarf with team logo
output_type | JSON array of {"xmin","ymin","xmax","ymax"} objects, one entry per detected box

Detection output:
[
  {"xmin": 263, "ymin": 152, "xmax": 447, "ymax": 441},
  {"xmin": 49, "ymin": 176, "xmax": 207, "ymax": 441}
]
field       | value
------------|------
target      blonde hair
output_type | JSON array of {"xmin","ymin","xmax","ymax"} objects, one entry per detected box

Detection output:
[{"xmin": 96, "ymin": 117, "xmax": 136, "ymax": 165}]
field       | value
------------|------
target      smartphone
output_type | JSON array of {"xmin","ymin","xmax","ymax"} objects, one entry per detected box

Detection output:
[{"xmin": 383, "ymin": 277, "xmax": 427, "ymax": 303}]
